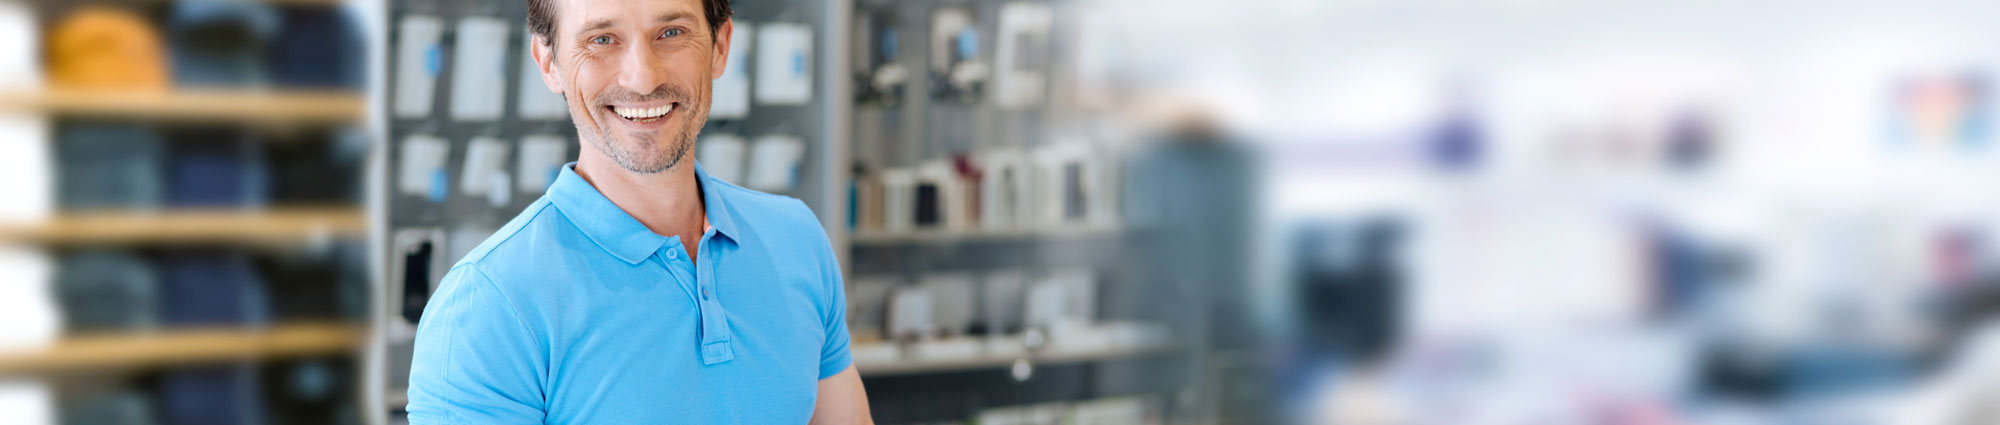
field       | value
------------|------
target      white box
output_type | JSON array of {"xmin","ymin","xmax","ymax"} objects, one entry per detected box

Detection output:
[{"xmin": 754, "ymin": 23, "xmax": 813, "ymax": 106}]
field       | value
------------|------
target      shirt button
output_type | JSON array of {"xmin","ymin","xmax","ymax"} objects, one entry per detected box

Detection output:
[
  {"xmin": 701, "ymin": 288, "xmax": 710, "ymax": 300},
  {"xmin": 665, "ymin": 249, "xmax": 679, "ymax": 260}
]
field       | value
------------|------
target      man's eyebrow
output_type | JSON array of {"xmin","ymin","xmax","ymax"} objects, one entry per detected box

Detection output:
[
  {"xmin": 575, "ymin": 12, "xmax": 699, "ymax": 36},
  {"xmin": 578, "ymin": 19, "xmax": 616, "ymax": 34},
  {"xmin": 655, "ymin": 11, "xmax": 698, "ymax": 24}
]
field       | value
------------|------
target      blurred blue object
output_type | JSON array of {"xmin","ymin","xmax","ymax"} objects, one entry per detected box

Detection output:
[
  {"xmin": 157, "ymin": 251, "xmax": 270, "ymax": 326},
  {"xmin": 165, "ymin": 128, "xmax": 269, "ymax": 207},
  {"xmin": 269, "ymin": 7, "xmax": 364, "ymax": 88},
  {"xmin": 54, "ymin": 250, "xmax": 160, "ymax": 333},
  {"xmin": 167, "ymin": 0, "xmax": 280, "ymax": 86},
  {"xmin": 158, "ymin": 365, "xmax": 265, "ymax": 425},
  {"xmin": 56, "ymin": 122, "xmax": 164, "ymax": 211},
  {"xmin": 61, "ymin": 390, "xmax": 157, "ymax": 425}
]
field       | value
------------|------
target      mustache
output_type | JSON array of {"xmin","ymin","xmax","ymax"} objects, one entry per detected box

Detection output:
[{"xmin": 593, "ymin": 84, "xmax": 694, "ymax": 105}]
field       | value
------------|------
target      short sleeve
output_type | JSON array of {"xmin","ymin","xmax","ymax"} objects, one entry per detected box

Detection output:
[
  {"xmin": 815, "ymin": 229, "xmax": 853, "ymax": 380},
  {"xmin": 406, "ymin": 264, "xmax": 547, "ymax": 424}
]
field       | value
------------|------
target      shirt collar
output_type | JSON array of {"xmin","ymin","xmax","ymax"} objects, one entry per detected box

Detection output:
[{"xmin": 546, "ymin": 161, "xmax": 743, "ymax": 265}]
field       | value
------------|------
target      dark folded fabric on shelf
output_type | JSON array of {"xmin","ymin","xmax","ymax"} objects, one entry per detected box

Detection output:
[
  {"xmin": 262, "ymin": 357, "xmax": 357, "ymax": 425},
  {"xmin": 54, "ymin": 250, "xmax": 160, "ymax": 333},
  {"xmin": 165, "ymin": 0, "xmax": 279, "ymax": 87},
  {"xmin": 157, "ymin": 365, "xmax": 265, "ymax": 425},
  {"xmin": 157, "ymin": 250, "xmax": 270, "ymax": 327},
  {"xmin": 56, "ymin": 122, "xmax": 164, "ymax": 211},
  {"xmin": 265, "ymin": 129, "xmax": 366, "ymax": 204},
  {"xmin": 163, "ymin": 128, "xmax": 270, "ymax": 208},
  {"xmin": 269, "ymin": 7, "xmax": 364, "ymax": 88},
  {"xmin": 61, "ymin": 389, "xmax": 157, "ymax": 425}
]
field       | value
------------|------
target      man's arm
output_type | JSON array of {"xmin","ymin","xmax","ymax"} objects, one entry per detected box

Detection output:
[
  {"xmin": 406, "ymin": 264, "xmax": 547, "ymax": 424},
  {"xmin": 803, "ymin": 199, "xmax": 872, "ymax": 424},
  {"xmin": 810, "ymin": 366, "xmax": 874, "ymax": 425}
]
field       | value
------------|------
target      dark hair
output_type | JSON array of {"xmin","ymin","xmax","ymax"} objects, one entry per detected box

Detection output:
[{"xmin": 527, "ymin": 0, "xmax": 732, "ymax": 48}]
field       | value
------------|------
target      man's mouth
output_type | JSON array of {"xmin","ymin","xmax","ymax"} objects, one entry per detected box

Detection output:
[{"xmin": 606, "ymin": 103, "xmax": 677, "ymax": 123}]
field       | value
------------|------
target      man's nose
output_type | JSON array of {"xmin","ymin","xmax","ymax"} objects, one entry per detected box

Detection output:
[{"xmin": 617, "ymin": 43, "xmax": 666, "ymax": 96}]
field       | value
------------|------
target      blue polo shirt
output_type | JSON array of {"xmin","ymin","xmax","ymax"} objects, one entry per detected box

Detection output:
[{"xmin": 406, "ymin": 162, "xmax": 852, "ymax": 424}]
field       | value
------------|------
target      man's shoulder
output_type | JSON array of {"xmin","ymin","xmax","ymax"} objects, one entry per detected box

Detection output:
[
  {"xmin": 452, "ymin": 196, "xmax": 564, "ymax": 270},
  {"xmin": 708, "ymin": 178, "xmax": 827, "ymax": 242}
]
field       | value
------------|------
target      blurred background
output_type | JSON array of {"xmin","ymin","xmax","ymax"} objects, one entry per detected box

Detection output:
[{"xmin": 2, "ymin": 0, "xmax": 2000, "ymax": 424}]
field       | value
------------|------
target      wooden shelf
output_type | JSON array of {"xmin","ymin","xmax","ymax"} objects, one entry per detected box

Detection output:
[
  {"xmin": 0, "ymin": 89, "xmax": 365, "ymax": 124},
  {"xmin": 854, "ymin": 341, "xmax": 1174, "ymax": 377},
  {"xmin": 0, "ymin": 322, "xmax": 362, "ymax": 376},
  {"xmin": 0, "ymin": 207, "xmax": 367, "ymax": 245}
]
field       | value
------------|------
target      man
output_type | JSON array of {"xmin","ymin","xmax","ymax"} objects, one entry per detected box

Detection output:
[{"xmin": 405, "ymin": 0, "xmax": 873, "ymax": 423}]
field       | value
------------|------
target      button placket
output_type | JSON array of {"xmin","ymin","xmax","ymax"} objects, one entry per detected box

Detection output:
[{"xmin": 694, "ymin": 234, "xmax": 733, "ymax": 364}]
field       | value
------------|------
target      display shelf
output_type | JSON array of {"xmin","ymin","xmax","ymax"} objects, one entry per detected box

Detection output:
[
  {"xmin": 854, "ymin": 340, "xmax": 1174, "ymax": 377},
  {"xmin": 0, "ymin": 89, "xmax": 366, "ymax": 124},
  {"xmin": 0, "ymin": 207, "xmax": 368, "ymax": 245},
  {"xmin": 0, "ymin": 322, "xmax": 363, "ymax": 376}
]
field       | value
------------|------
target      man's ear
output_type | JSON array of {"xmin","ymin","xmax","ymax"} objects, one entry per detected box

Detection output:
[
  {"xmin": 532, "ymin": 35, "xmax": 564, "ymax": 94},
  {"xmin": 709, "ymin": 19, "xmax": 733, "ymax": 80}
]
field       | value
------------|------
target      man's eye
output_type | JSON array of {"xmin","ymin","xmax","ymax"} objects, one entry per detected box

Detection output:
[
  {"xmin": 662, "ymin": 28, "xmax": 683, "ymax": 38},
  {"xmin": 591, "ymin": 35, "xmax": 613, "ymax": 44}
]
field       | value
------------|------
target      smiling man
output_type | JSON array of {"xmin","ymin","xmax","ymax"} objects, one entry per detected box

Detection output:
[{"xmin": 404, "ymin": 0, "xmax": 872, "ymax": 423}]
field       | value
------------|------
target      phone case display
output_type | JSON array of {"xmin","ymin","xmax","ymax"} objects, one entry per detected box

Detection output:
[
  {"xmin": 698, "ymin": 133, "xmax": 749, "ymax": 184},
  {"xmin": 754, "ymin": 23, "xmax": 815, "ymax": 106},
  {"xmin": 395, "ymin": 134, "xmax": 450, "ymax": 200},
  {"xmin": 852, "ymin": 9, "xmax": 907, "ymax": 105},
  {"xmin": 449, "ymin": 16, "xmax": 510, "ymax": 121},
  {"xmin": 516, "ymin": 31, "xmax": 567, "ymax": 120},
  {"xmin": 392, "ymin": 15, "xmax": 443, "ymax": 119},
  {"xmin": 515, "ymin": 134, "xmax": 570, "ymax": 192},
  {"xmin": 1031, "ymin": 142, "xmax": 1113, "ymax": 227},
  {"xmin": 712, "ymin": 22, "xmax": 755, "ymax": 119},
  {"xmin": 913, "ymin": 160, "xmax": 967, "ymax": 230},
  {"xmin": 879, "ymin": 167, "xmax": 916, "ymax": 231},
  {"xmin": 975, "ymin": 149, "xmax": 1028, "ymax": 231},
  {"xmin": 847, "ymin": 277, "xmax": 898, "ymax": 343},
  {"xmin": 992, "ymin": 2, "xmax": 1051, "ymax": 109},
  {"xmin": 888, "ymin": 285, "xmax": 934, "ymax": 341},
  {"xmin": 929, "ymin": 6, "xmax": 986, "ymax": 102},
  {"xmin": 979, "ymin": 270, "xmax": 1028, "ymax": 335},
  {"xmin": 459, "ymin": 136, "xmax": 511, "ymax": 205},
  {"xmin": 746, "ymin": 134, "xmax": 807, "ymax": 192}
]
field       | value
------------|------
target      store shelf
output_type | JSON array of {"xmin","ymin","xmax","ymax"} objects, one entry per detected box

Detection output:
[
  {"xmin": 854, "ymin": 341, "xmax": 1174, "ymax": 377},
  {"xmin": 849, "ymin": 223, "xmax": 1122, "ymax": 245},
  {"xmin": 0, "ymin": 322, "xmax": 363, "ymax": 376},
  {"xmin": 0, "ymin": 89, "xmax": 366, "ymax": 124},
  {"xmin": 0, "ymin": 207, "xmax": 367, "ymax": 245}
]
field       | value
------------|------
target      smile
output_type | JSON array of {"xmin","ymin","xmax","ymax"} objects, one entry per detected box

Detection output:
[{"xmin": 607, "ymin": 103, "xmax": 676, "ymax": 122}]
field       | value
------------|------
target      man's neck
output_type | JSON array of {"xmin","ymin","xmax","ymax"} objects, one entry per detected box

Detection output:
[{"xmin": 573, "ymin": 154, "xmax": 706, "ymax": 257}]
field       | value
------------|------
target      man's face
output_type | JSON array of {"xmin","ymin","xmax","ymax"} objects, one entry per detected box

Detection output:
[{"xmin": 533, "ymin": 0, "xmax": 732, "ymax": 174}]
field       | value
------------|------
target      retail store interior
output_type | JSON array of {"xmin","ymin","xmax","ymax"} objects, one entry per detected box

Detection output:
[{"xmin": 2, "ymin": 0, "xmax": 2000, "ymax": 424}]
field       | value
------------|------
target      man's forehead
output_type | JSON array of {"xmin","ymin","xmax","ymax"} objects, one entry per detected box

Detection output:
[{"xmin": 554, "ymin": 0, "xmax": 705, "ymax": 29}]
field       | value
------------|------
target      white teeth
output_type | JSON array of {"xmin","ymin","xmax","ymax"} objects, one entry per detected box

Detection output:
[{"xmin": 613, "ymin": 104, "xmax": 674, "ymax": 119}]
